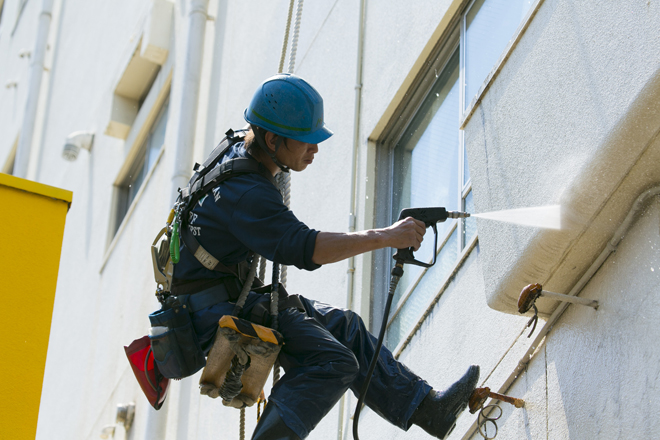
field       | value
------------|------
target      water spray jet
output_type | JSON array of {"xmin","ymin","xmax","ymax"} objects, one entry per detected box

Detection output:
[{"xmin": 471, "ymin": 205, "xmax": 562, "ymax": 230}]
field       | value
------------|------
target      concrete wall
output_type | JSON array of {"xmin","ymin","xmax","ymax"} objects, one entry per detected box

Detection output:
[
  {"xmin": 1, "ymin": 0, "xmax": 658, "ymax": 439},
  {"xmin": 465, "ymin": 0, "xmax": 660, "ymax": 315}
]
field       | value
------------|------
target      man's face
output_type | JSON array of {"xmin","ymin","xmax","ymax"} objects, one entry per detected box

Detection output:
[{"xmin": 275, "ymin": 138, "xmax": 319, "ymax": 172}]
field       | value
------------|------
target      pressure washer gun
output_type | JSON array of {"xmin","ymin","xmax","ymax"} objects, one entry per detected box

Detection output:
[
  {"xmin": 353, "ymin": 206, "xmax": 470, "ymax": 440},
  {"xmin": 393, "ymin": 207, "xmax": 471, "ymax": 268}
]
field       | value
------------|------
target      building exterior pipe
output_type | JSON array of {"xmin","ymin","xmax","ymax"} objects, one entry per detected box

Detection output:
[
  {"xmin": 152, "ymin": 1, "xmax": 208, "ymax": 437},
  {"xmin": 14, "ymin": 0, "xmax": 54, "ymax": 179},
  {"xmin": 346, "ymin": 0, "xmax": 366, "ymax": 313},
  {"xmin": 339, "ymin": 1, "xmax": 366, "ymax": 439},
  {"xmin": 169, "ymin": 0, "xmax": 209, "ymax": 203}
]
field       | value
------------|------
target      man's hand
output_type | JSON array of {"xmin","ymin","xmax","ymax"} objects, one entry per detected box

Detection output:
[
  {"xmin": 378, "ymin": 217, "xmax": 426, "ymax": 251},
  {"xmin": 311, "ymin": 218, "xmax": 427, "ymax": 265}
]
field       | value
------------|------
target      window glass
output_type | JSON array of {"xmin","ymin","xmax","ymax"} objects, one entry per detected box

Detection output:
[
  {"xmin": 388, "ymin": 229, "xmax": 458, "ymax": 349},
  {"xmin": 464, "ymin": 0, "xmax": 533, "ymax": 109},
  {"xmin": 146, "ymin": 102, "xmax": 168, "ymax": 171},
  {"xmin": 381, "ymin": 0, "xmax": 536, "ymax": 348},
  {"xmin": 115, "ymin": 98, "xmax": 169, "ymax": 233},
  {"xmin": 391, "ymin": 50, "xmax": 460, "ymax": 307}
]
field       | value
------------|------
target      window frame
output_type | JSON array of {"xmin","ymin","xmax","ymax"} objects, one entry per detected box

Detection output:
[
  {"xmin": 372, "ymin": 0, "xmax": 539, "ymax": 352},
  {"xmin": 100, "ymin": 65, "xmax": 172, "ymax": 272},
  {"xmin": 113, "ymin": 95, "xmax": 170, "ymax": 234},
  {"xmin": 2, "ymin": 135, "xmax": 18, "ymax": 175},
  {"xmin": 0, "ymin": 0, "xmax": 6, "ymax": 29},
  {"xmin": 372, "ymin": 25, "xmax": 462, "ymax": 337},
  {"xmin": 380, "ymin": 35, "xmax": 473, "ymax": 348},
  {"xmin": 459, "ymin": 0, "xmax": 543, "ymax": 128}
]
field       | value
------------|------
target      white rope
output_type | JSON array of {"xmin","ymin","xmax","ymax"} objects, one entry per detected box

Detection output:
[
  {"xmin": 234, "ymin": 254, "xmax": 259, "ymax": 313},
  {"xmin": 277, "ymin": 172, "xmax": 291, "ymax": 288},
  {"xmin": 287, "ymin": 0, "xmax": 304, "ymax": 74},
  {"xmin": 270, "ymin": 0, "xmax": 304, "ymax": 394},
  {"xmin": 278, "ymin": 0, "xmax": 302, "ymax": 288},
  {"xmin": 240, "ymin": 408, "xmax": 246, "ymax": 440},
  {"xmin": 279, "ymin": 0, "xmax": 295, "ymax": 74},
  {"xmin": 258, "ymin": 255, "xmax": 267, "ymax": 282}
]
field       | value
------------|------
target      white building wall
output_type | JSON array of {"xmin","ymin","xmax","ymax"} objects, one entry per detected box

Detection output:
[
  {"xmin": 543, "ymin": 198, "xmax": 660, "ymax": 439},
  {"xmin": 0, "ymin": 0, "xmax": 658, "ymax": 439}
]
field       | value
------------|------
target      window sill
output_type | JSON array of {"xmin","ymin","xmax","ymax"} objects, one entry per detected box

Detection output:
[{"xmin": 459, "ymin": 0, "xmax": 545, "ymax": 130}]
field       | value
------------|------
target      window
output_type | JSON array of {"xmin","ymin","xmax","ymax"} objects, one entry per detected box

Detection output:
[
  {"xmin": 463, "ymin": 0, "xmax": 534, "ymax": 109},
  {"xmin": 2, "ymin": 136, "xmax": 18, "ymax": 175},
  {"xmin": 105, "ymin": 42, "xmax": 162, "ymax": 140},
  {"xmin": 114, "ymin": 97, "xmax": 169, "ymax": 234},
  {"xmin": 105, "ymin": 0, "xmax": 173, "ymax": 140},
  {"xmin": 377, "ymin": 0, "xmax": 534, "ymax": 351},
  {"xmin": 0, "ymin": 0, "xmax": 6, "ymax": 28}
]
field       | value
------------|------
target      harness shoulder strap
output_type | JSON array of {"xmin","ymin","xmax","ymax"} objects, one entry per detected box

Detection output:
[
  {"xmin": 177, "ymin": 129, "xmax": 276, "ymax": 277},
  {"xmin": 181, "ymin": 128, "xmax": 247, "ymax": 200}
]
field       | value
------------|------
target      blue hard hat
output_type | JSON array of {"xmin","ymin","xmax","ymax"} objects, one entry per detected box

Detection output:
[{"xmin": 244, "ymin": 73, "xmax": 333, "ymax": 144}]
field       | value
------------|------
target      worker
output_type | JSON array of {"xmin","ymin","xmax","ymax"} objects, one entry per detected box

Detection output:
[{"xmin": 171, "ymin": 73, "xmax": 479, "ymax": 440}]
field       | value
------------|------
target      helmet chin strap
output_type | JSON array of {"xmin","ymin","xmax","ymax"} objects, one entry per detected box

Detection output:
[{"xmin": 251, "ymin": 125, "xmax": 290, "ymax": 173}]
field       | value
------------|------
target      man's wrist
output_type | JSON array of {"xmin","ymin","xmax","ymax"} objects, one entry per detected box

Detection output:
[{"xmin": 365, "ymin": 228, "xmax": 388, "ymax": 249}]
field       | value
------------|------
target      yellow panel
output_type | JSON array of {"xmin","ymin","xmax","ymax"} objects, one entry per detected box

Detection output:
[
  {"xmin": 0, "ymin": 175, "xmax": 71, "ymax": 440},
  {"xmin": 0, "ymin": 173, "xmax": 72, "ymax": 206}
]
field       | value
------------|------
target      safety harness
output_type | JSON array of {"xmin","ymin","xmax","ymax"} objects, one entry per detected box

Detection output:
[
  {"xmin": 176, "ymin": 128, "xmax": 274, "ymax": 281},
  {"xmin": 150, "ymin": 128, "xmax": 300, "ymax": 410}
]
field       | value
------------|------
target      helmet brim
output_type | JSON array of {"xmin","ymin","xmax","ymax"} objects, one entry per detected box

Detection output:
[
  {"xmin": 291, "ymin": 125, "xmax": 333, "ymax": 144},
  {"xmin": 244, "ymin": 108, "xmax": 334, "ymax": 144}
]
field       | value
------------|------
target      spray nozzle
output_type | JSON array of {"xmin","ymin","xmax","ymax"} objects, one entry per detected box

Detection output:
[
  {"xmin": 397, "ymin": 207, "xmax": 470, "ymax": 225},
  {"xmin": 447, "ymin": 211, "xmax": 470, "ymax": 219}
]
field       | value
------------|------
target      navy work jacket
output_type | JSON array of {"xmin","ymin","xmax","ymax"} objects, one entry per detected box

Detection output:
[{"xmin": 173, "ymin": 143, "xmax": 321, "ymax": 282}]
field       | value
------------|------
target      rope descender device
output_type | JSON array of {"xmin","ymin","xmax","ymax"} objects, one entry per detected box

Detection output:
[{"xmin": 150, "ymin": 208, "xmax": 179, "ymax": 300}]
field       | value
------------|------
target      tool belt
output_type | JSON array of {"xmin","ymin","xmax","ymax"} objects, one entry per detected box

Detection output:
[
  {"xmin": 174, "ymin": 277, "xmax": 305, "ymax": 326},
  {"xmin": 149, "ymin": 277, "xmax": 303, "ymax": 380}
]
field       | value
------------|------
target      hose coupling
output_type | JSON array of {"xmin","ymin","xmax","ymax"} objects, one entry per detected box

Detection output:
[{"xmin": 447, "ymin": 211, "xmax": 470, "ymax": 219}]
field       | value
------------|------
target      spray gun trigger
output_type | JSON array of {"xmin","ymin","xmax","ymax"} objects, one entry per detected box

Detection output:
[{"xmin": 393, "ymin": 223, "xmax": 439, "ymax": 268}]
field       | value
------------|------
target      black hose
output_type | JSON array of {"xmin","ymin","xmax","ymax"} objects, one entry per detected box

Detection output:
[{"xmin": 352, "ymin": 263, "xmax": 404, "ymax": 440}]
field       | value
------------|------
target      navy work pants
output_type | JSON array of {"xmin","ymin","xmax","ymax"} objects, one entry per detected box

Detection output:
[{"xmin": 192, "ymin": 293, "xmax": 432, "ymax": 439}]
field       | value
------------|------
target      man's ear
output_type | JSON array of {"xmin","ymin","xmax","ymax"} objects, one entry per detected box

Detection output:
[{"xmin": 264, "ymin": 131, "xmax": 278, "ymax": 152}]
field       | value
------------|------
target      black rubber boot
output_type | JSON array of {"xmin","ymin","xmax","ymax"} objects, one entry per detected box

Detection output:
[
  {"xmin": 410, "ymin": 365, "xmax": 480, "ymax": 439},
  {"xmin": 251, "ymin": 403, "xmax": 301, "ymax": 440}
]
